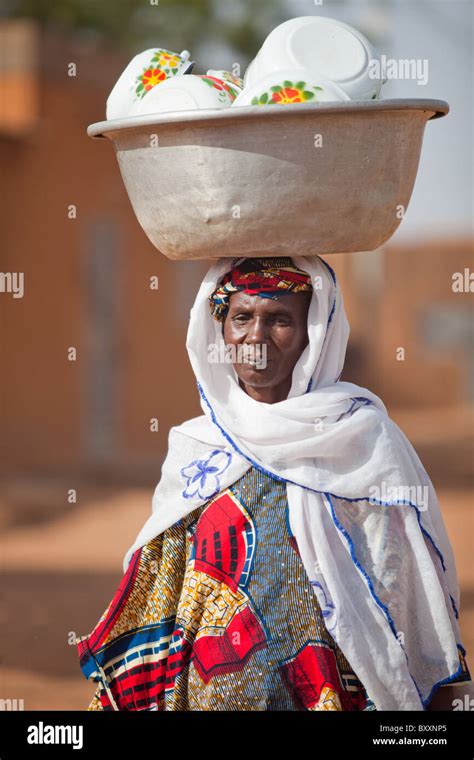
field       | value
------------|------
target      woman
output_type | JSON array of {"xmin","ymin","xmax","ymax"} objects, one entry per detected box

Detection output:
[{"xmin": 77, "ymin": 255, "xmax": 471, "ymax": 711}]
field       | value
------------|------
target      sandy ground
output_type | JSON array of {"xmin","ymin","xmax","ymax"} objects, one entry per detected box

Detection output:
[
  {"xmin": 0, "ymin": 487, "xmax": 150, "ymax": 710},
  {"xmin": 0, "ymin": 407, "xmax": 472, "ymax": 710}
]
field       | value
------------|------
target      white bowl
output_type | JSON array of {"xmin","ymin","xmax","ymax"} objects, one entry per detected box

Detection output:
[
  {"xmin": 106, "ymin": 48, "xmax": 194, "ymax": 120},
  {"xmin": 129, "ymin": 74, "xmax": 238, "ymax": 116},
  {"xmin": 244, "ymin": 16, "xmax": 384, "ymax": 101},
  {"xmin": 233, "ymin": 69, "xmax": 350, "ymax": 107},
  {"xmin": 87, "ymin": 99, "xmax": 448, "ymax": 260}
]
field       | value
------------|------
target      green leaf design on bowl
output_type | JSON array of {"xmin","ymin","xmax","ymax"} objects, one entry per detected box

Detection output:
[{"xmin": 259, "ymin": 92, "xmax": 269, "ymax": 104}]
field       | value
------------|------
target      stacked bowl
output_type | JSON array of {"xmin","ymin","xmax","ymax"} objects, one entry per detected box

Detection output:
[{"xmin": 88, "ymin": 15, "xmax": 449, "ymax": 259}]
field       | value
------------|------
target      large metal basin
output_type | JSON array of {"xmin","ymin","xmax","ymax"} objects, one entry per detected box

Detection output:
[{"xmin": 87, "ymin": 99, "xmax": 448, "ymax": 259}]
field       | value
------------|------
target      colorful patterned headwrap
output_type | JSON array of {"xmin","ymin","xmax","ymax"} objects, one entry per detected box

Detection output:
[{"xmin": 209, "ymin": 257, "xmax": 313, "ymax": 322}]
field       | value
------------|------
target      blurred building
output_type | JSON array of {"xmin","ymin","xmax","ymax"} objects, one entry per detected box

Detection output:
[{"xmin": 1, "ymin": 20, "xmax": 209, "ymax": 480}]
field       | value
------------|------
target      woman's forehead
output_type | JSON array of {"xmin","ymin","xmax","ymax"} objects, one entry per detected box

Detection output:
[{"xmin": 228, "ymin": 290, "xmax": 312, "ymax": 312}]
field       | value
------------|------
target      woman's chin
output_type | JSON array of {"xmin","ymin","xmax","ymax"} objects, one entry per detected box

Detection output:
[{"xmin": 237, "ymin": 367, "xmax": 277, "ymax": 388}]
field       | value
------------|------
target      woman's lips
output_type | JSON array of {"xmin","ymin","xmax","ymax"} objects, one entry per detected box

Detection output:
[{"xmin": 243, "ymin": 358, "xmax": 273, "ymax": 370}]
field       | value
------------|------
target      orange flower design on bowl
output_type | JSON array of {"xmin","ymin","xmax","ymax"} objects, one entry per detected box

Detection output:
[
  {"xmin": 135, "ymin": 49, "xmax": 189, "ymax": 100},
  {"xmin": 142, "ymin": 68, "xmax": 167, "ymax": 91},
  {"xmin": 251, "ymin": 80, "xmax": 323, "ymax": 106},
  {"xmin": 201, "ymin": 75, "xmax": 239, "ymax": 102},
  {"xmin": 156, "ymin": 52, "xmax": 182, "ymax": 69}
]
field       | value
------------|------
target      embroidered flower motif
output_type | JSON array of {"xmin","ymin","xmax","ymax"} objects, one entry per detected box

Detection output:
[
  {"xmin": 311, "ymin": 580, "xmax": 337, "ymax": 632},
  {"xmin": 251, "ymin": 80, "xmax": 323, "ymax": 106},
  {"xmin": 181, "ymin": 449, "xmax": 232, "ymax": 500}
]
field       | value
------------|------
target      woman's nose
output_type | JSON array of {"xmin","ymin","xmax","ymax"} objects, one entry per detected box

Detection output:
[{"xmin": 246, "ymin": 317, "xmax": 267, "ymax": 343}]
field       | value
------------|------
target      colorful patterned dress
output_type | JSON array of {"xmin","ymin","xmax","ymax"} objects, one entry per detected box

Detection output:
[{"xmin": 77, "ymin": 466, "xmax": 468, "ymax": 711}]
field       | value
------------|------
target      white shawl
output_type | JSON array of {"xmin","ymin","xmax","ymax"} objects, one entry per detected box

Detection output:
[{"xmin": 123, "ymin": 255, "xmax": 467, "ymax": 711}]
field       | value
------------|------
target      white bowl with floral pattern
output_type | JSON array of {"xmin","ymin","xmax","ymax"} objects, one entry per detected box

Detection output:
[
  {"xmin": 233, "ymin": 69, "xmax": 350, "ymax": 108},
  {"xmin": 129, "ymin": 74, "xmax": 240, "ymax": 116},
  {"xmin": 106, "ymin": 48, "xmax": 194, "ymax": 120},
  {"xmin": 244, "ymin": 16, "xmax": 384, "ymax": 101}
]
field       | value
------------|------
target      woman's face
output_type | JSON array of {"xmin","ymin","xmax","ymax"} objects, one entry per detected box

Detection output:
[{"xmin": 222, "ymin": 289, "xmax": 312, "ymax": 404}]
